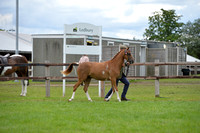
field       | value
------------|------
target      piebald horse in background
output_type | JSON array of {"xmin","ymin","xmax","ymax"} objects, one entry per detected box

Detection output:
[
  {"xmin": 0, "ymin": 54, "xmax": 29, "ymax": 96},
  {"xmin": 61, "ymin": 48, "xmax": 134, "ymax": 102}
]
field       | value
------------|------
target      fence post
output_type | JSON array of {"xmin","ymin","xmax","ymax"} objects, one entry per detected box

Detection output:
[
  {"xmin": 176, "ymin": 47, "xmax": 180, "ymax": 76},
  {"xmin": 194, "ymin": 61, "xmax": 197, "ymax": 75},
  {"xmin": 99, "ymin": 60, "xmax": 105, "ymax": 97},
  {"xmin": 165, "ymin": 47, "xmax": 168, "ymax": 76},
  {"xmin": 45, "ymin": 60, "xmax": 50, "ymax": 97},
  {"xmin": 155, "ymin": 59, "xmax": 160, "ymax": 97},
  {"xmin": 189, "ymin": 65, "xmax": 191, "ymax": 76},
  {"xmin": 100, "ymin": 81, "xmax": 105, "ymax": 98}
]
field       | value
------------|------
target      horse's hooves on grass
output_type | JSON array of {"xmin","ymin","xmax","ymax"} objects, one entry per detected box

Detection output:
[
  {"xmin": 104, "ymin": 99, "xmax": 109, "ymax": 102},
  {"xmin": 68, "ymin": 99, "xmax": 72, "ymax": 102},
  {"xmin": 20, "ymin": 93, "xmax": 26, "ymax": 96}
]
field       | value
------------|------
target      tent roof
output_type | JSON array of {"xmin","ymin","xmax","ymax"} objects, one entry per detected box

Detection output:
[
  {"xmin": 187, "ymin": 54, "xmax": 200, "ymax": 62},
  {"xmin": 0, "ymin": 31, "xmax": 32, "ymax": 52}
]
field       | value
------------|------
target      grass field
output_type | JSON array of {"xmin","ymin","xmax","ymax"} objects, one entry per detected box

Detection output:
[{"xmin": 0, "ymin": 79, "xmax": 200, "ymax": 133}]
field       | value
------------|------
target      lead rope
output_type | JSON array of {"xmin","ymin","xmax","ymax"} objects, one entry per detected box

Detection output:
[{"xmin": 125, "ymin": 65, "xmax": 129, "ymax": 77}]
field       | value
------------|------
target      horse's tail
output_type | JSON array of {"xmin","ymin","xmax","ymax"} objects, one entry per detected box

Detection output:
[{"xmin": 61, "ymin": 62, "xmax": 78, "ymax": 76}]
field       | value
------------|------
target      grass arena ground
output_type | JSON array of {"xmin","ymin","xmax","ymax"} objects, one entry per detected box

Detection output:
[{"xmin": 0, "ymin": 79, "xmax": 200, "ymax": 133}]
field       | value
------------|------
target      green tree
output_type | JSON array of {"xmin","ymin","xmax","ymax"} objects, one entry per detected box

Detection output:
[
  {"xmin": 179, "ymin": 18, "xmax": 200, "ymax": 59},
  {"xmin": 144, "ymin": 8, "xmax": 183, "ymax": 42}
]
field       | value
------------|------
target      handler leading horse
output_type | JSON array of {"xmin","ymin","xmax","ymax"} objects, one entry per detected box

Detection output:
[
  {"xmin": 61, "ymin": 47, "xmax": 134, "ymax": 102},
  {"xmin": 0, "ymin": 54, "xmax": 29, "ymax": 96}
]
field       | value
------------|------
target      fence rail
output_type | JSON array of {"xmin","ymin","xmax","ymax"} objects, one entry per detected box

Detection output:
[
  {"xmin": 0, "ymin": 63, "xmax": 77, "ymax": 67},
  {"xmin": 1, "ymin": 61, "xmax": 200, "ymax": 97},
  {"xmin": 0, "ymin": 76, "xmax": 78, "ymax": 81},
  {"xmin": 1, "ymin": 62, "xmax": 200, "ymax": 81},
  {"xmin": 0, "ymin": 62, "xmax": 200, "ymax": 67},
  {"xmin": 1, "ymin": 75, "xmax": 200, "ymax": 81}
]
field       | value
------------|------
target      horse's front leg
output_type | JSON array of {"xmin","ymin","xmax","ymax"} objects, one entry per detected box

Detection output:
[
  {"xmin": 106, "ymin": 79, "xmax": 121, "ymax": 102},
  {"xmin": 115, "ymin": 88, "xmax": 121, "ymax": 102},
  {"xmin": 113, "ymin": 82, "xmax": 121, "ymax": 102}
]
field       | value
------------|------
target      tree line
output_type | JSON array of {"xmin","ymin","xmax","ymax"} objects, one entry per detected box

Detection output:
[{"xmin": 143, "ymin": 8, "xmax": 200, "ymax": 59}]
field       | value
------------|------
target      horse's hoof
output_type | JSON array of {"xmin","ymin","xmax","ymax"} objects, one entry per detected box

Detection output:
[
  {"xmin": 20, "ymin": 93, "xmax": 26, "ymax": 96},
  {"xmin": 68, "ymin": 99, "xmax": 72, "ymax": 102},
  {"xmin": 104, "ymin": 98, "xmax": 109, "ymax": 102},
  {"xmin": 88, "ymin": 99, "xmax": 93, "ymax": 102}
]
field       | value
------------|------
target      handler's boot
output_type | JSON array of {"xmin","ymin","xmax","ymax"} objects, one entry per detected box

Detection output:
[{"xmin": 121, "ymin": 97, "xmax": 130, "ymax": 101}]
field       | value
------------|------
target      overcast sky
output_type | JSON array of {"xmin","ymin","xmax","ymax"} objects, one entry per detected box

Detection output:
[{"xmin": 0, "ymin": 0, "xmax": 200, "ymax": 39}]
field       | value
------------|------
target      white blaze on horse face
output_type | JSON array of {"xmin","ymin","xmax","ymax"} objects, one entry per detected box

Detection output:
[{"xmin": 0, "ymin": 66, "xmax": 12, "ymax": 76}]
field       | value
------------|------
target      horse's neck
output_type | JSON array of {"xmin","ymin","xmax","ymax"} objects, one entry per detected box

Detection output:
[{"xmin": 111, "ymin": 51, "xmax": 124, "ymax": 69}]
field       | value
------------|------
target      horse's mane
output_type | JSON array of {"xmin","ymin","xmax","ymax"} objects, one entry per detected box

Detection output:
[{"xmin": 111, "ymin": 50, "xmax": 124, "ymax": 61}]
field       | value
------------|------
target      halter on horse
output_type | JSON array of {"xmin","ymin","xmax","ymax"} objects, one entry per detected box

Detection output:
[
  {"xmin": 0, "ymin": 54, "xmax": 29, "ymax": 96},
  {"xmin": 61, "ymin": 48, "xmax": 134, "ymax": 102}
]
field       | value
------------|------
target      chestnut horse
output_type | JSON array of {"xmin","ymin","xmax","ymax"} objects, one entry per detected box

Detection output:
[
  {"xmin": 61, "ymin": 48, "xmax": 134, "ymax": 102},
  {"xmin": 0, "ymin": 54, "xmax": 29, "ymax": 96}
]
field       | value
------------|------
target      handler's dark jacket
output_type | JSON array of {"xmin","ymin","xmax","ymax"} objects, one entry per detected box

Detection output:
[{"xmin": 119, "ymin": 61, "xmax": 129, "ymax": 79}]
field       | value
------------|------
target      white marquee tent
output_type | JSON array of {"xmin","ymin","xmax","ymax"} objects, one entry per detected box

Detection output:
[
  {"xmin": 187, "ymin": 54, "xmax": 200, "ymax": 62},
  {"xmin": 0, "ymin": 31, "xmax": 32, "ymax": 53}
]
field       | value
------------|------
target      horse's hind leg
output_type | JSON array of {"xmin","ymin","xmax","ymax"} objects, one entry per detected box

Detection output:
[
  {"xmin": 105, "ymin": 86, "xmax": 114, "ymax": 101},
  {"xmin": 20, "ymin": 80, "xmax": 25, "ymax": 96},
  {"xmin": 83, "ymin": 77, "xmax": 92, "ymax": 102},
  {"xmin": 20, "ymin": 80, "xmax": 28, "ymax": 96},
  {"xmin": 68, "ymin": 80, "xmax": 82, "ymax": 102},
  {"xmin": 24, "ymin": 80, "xmax": 28, "ymax": 95},
  {"xmin": 106, "ymin": 91, "xmax": 114, "ymax": 101},
  {"xmin": 105, "ymin": 81, "xmax": 115, "ymax": 101}
]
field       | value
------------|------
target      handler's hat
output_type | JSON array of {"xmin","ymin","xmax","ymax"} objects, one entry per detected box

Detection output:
[{"xmin": 119, "ymin": 44, "xmax": 128, "ymax": 49}]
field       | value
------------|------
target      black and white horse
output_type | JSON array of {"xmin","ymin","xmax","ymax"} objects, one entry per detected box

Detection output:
[{"xmin": 0, "ymin": 54, "xmax": 29, "ymax": 96}]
